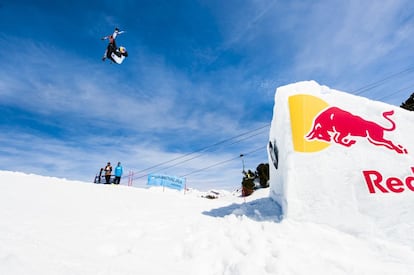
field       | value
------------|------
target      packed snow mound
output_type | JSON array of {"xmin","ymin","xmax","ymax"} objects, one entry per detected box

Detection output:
[{"xmin": 268, "ymin": 80, "xmax": 414, "ymax": 248}]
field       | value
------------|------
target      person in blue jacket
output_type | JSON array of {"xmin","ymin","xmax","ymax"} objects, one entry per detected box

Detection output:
[{"xmin": 114, "ymin": 162, "xmax": 123, "ymax": 185}]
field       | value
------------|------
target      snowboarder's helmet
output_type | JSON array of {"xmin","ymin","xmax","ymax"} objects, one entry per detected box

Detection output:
[{"xmin": 119, "ymin": 46, "xmax": 126, "ymax": 53}]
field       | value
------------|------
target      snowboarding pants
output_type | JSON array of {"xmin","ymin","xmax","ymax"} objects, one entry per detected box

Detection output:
[{"xmin": 106, "ymin": 42, "xmax": 117, "ymax": 58}]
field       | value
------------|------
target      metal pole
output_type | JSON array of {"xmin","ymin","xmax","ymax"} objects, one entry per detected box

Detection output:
[
  {"xmin": 240, "ymin": 154, "xmax": 245, "ymax": 172},
  {"xmin": 128, "ymin": 171, "xmax": 133, "ymax": 186}
]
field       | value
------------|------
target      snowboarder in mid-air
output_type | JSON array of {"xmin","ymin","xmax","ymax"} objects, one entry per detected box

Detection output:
[{"xmin": 101, "ymin": 27, "xmax": 128, "ymax": 64}]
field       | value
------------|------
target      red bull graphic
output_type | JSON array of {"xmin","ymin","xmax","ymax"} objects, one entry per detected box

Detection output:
[{"xmin": 306, "ymin": 106, "xmax": 408, "ymax": 154}]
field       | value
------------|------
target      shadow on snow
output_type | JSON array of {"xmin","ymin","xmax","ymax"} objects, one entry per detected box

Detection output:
[{"xmin": 202, "ymin": 197, "xmax": 283, "ymax": 222}]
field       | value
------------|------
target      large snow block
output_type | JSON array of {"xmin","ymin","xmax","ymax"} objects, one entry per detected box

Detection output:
[{"xmin": 268, "ymin": 81, "xmax": 414, "ymax": 244}]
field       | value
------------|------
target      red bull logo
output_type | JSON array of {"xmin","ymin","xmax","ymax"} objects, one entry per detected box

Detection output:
[
  {"xmin": 289, "ymin": 94, "xmax": 408, "ymax": 154},
  {"xmin": 306, "ymin": 107, "xmax": 408, "ymax": 154}
]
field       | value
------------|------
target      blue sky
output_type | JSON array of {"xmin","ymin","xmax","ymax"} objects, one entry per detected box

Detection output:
[{"xmin": 1, "ymin": 0, "xmax": 414, "ymax": 190}]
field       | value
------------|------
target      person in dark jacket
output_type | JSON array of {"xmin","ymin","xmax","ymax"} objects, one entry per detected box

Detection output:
[{"xmin": 104, "ymin": 162, "xmax": 112, "ymax": 184}]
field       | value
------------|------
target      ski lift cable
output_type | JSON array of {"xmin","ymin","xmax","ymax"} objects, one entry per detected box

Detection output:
[
  {"xmin": 127, "ymin": 124, "xmax": 269, "ymax": 178},
  {"xmin": 179, "ymin": 145, "xmax": 267, "ymax": 178},
  {"xmin": 375, "ymin": 82, "xmax": 414, "ymax": 102},
  {"xmin": 148, "ymin": 129, "xmax": 269, "ymax": 175},
  {"xmin": 128, "ymin": 145, "xmax": 267, "ymax": 181},
  {"xmin": 129, "ymin": 128, "xmax": 269, "ymax": 180},
  {"xmin": 352, "ymin": 66, "xmax": 414, "ymax": 96}
]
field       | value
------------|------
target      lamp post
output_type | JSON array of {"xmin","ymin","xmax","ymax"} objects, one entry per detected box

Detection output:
[{"xmin": 240, "ymin": 154, "xmax": 245, "ymax": 172}]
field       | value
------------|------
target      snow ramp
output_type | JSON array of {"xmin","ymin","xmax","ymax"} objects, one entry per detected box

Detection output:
[{"xmin": 268, "ymin": 81, "xmax": 414, "ymax": 246}]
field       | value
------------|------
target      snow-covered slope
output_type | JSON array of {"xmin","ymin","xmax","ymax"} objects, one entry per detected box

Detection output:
[{"xmin": 1, "ymin": 169, "xmax": 413, "ymax": 274}]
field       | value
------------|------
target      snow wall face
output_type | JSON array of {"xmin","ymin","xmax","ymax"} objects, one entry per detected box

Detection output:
[{"xmin": 268, "ymin": 81, "xmax": 414, "ymax": 243}]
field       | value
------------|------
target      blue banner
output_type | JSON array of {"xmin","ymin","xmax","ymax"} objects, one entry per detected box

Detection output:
[{"xmin": 147, "ymin": 174, "xmax": 186, "ymax": 191}]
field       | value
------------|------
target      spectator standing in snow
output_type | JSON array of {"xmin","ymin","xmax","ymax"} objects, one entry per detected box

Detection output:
[
  {"xmin": 104, "ymin": 162, "xmax": 112, "ymax": 184},
  {"xmin": 114, "ymin": 162, "xmax": 123, "ymax": 185},
  {"xmin": 241, "ymin": 169, "xmax": 256, "ymax": 196}
]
